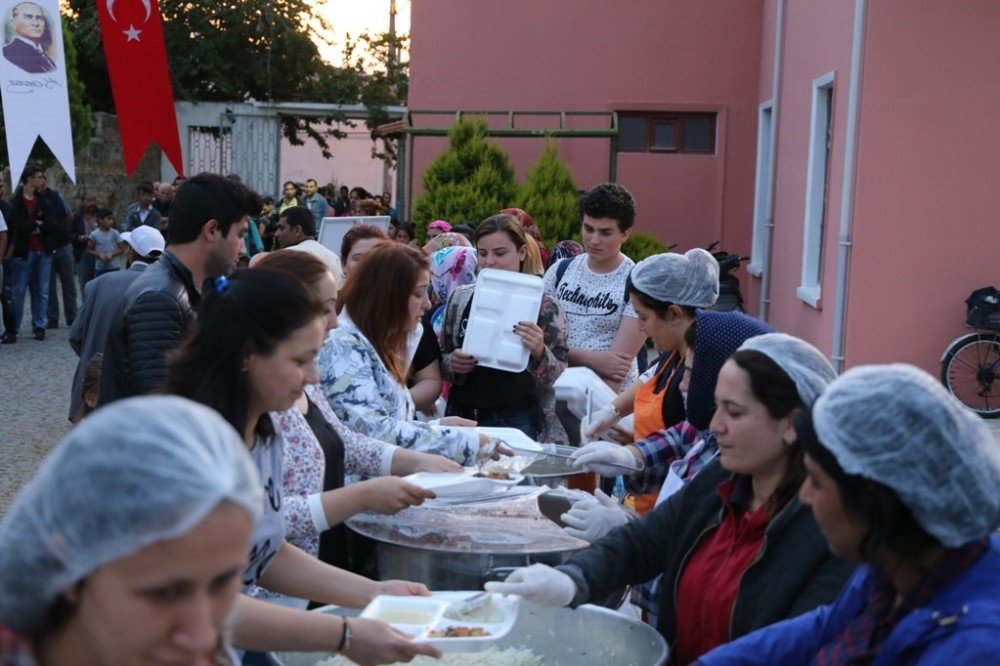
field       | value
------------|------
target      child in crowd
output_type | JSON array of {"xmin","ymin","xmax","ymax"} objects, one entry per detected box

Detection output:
[{"xmin": 87, "ymin": 209, "xmax": 124, "ymax": 277}]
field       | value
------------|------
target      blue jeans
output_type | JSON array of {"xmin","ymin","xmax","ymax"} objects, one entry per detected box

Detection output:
[
  {"xmin": 479, "ymin": 409, "xmax": 539, "ymax": 440},
  {"xmin": 10, "ymin": 251, "xmax": 52, "ymax": 332}
]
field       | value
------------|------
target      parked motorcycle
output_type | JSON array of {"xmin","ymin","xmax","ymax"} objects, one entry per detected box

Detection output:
[{"xmin": 706, "ymin": 241, "xmax": 749, "ymax": 312}]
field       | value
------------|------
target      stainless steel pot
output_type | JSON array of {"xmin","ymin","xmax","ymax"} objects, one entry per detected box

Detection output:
[
  {"xmin": 346, "ymin": 491, "xmax": 587, "ymax": 591},
  {"xmin": 273, "ymin": 601, "xmax": 668, "ymax": 665}
]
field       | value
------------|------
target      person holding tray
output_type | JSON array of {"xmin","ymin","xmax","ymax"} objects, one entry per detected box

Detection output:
[{"xmin": 439, "ymin": 213, "xmax": 570, "ymax": 443}]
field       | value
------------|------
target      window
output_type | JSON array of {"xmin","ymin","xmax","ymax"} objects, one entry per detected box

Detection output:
[
  {"xmin": 798, "ymin": 73, "xmax": 835, "ymax": 308},
  {"xmin": 617, "ymin": 113, "xmax": 716, "ymax": 154},
  {"xmin": 748, "ymin": 102, "xmax": 773, "ymax": 277}
]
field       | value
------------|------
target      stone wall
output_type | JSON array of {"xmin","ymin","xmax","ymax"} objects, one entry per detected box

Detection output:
[{"xmin": 43, "ymin": 112, "xmax": 162, "ymax": 223}]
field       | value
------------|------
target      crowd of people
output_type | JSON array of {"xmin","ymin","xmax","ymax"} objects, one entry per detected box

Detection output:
[{"xmin": 0, "ymin": 171, "xmax": 997, "ymax": 665}]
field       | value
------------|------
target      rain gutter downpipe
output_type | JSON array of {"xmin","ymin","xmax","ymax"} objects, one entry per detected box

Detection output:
[
  {"xmin": 830, "ymin": 0, "xmax": 868, "ymax": 373},
  {"xmin": 758, "ymin": 0, "xmax": 786, "ymax": 322}
]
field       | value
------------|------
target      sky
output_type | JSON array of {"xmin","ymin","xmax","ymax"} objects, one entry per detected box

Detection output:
[{"xmin": 311, "ymin": 0, "xmax": 411, "ymax": 64}]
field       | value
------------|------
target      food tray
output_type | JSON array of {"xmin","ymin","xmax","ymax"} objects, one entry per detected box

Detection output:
[
  {"xmin": 461, "ymin": 268, "xmax": 544, "ymax": 372},
  {"xmin": 404, "ymin": 469, "xmax": 524, "ymax": 497},
  {"xmin": 359, "ymin": 595, "xmax": 448, "ymax": 634}
]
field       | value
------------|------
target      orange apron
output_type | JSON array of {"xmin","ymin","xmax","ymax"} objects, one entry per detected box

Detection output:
[{"xmin": 626, "ymin": 351, "xmax": 680, "ymax": 516}]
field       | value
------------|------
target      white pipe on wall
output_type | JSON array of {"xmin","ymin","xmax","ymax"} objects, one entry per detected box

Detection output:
[
  {"xmin": 758, "ymin": 0, "xmax": 786, "ymax": 321},
  {"xmin": 831, "ymin": 0, "xmax": 868, "ymax": 372}
]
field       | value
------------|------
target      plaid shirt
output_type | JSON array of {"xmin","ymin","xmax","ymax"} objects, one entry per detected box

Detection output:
[
  {"xmin": 0, "ymin": 622, "xmax": 35, "ymax": 666},
  {"xmin": 815, "ymin": 537, "xmax": 991, "ymax": 665},
  {"xmin": 625, "ymin": 420, "xmax": 715, "ymax": 495},
  {"xmin": 628, "ymin": 427, "xmax": 721, "ymax": 614}
]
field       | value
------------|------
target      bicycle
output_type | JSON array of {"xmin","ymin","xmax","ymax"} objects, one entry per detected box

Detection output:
[{"xmin": 940, "ymin": 287, "xmax": 1000, "ymax": 418}]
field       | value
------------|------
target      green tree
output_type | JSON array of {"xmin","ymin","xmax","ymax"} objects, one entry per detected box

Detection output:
[
  {"xmin": 0, "ymin": 23, "xmax": 92, "ymax": 175},
  {"xmin": 412, "ymin": 118, "xmax": 517, "ymax": 237},
  {"xmin": 622, "ymin": 231, "xmax": 669, "ymax": 262},
  {"xmin": 515, "ymin": 140, "xmax": 579, "ymax": 245},
  {"xmin": 64, "ymin": 1, "xmax": 407, "ymax": 159}
]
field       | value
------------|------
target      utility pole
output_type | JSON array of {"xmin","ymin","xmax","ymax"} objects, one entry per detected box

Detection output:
[{"xmin": 388, "ymin": 0, "xmax": 398, "ymax": 65}]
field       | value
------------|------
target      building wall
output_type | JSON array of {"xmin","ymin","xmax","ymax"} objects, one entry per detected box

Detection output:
[
  {"xmin": 408, "ymin": 0, "xmax": 764, "ymax": 253},
  {"xmin": 752, "ymin": 0, "xmax": 856, "ymax": 355},
  {"xmin": 843, "ymin": 0, "xmax": 1000, "ymax": 370}
]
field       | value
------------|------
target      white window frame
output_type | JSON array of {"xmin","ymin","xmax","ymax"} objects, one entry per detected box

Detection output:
[
  {"xmin": 797, "ymin": 72, "xmax": 835, "ymax": 308},
  {"xmin": 748, "ymin": 101, "xmax": 773, "ymax": 277}
]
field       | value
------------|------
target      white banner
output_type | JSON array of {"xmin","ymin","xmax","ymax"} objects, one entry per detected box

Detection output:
[{"xmin": 0, "ymin": 0, "xmax": 74, "ymax": 182}]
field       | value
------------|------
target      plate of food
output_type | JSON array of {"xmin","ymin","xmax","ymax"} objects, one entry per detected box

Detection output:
[
  {"xmin": 420, "ymin": 591, "xmax": 520, "ymax": 652},
  {"xmin": 404, "ymin": 469, "xmax": 524, "ymax": 497}
]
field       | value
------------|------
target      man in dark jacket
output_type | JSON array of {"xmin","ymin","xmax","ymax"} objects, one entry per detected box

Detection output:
[
  {"xmin": 99, "ymin": 173, "xmax": 260, "ymax": 404},
  {"xmin": 6, "ymin": 165, "xmax": 64, "ymax": 341}
]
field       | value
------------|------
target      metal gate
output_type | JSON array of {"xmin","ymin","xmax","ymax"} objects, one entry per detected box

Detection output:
[{"xmin": 230, "ymin": 113, "xmax": 280, "ymax": 197}]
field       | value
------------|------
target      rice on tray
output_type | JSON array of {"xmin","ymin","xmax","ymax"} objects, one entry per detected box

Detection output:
[{"xmin": 315, "ymin": 646, "xmax": 542, "ymax": 666}]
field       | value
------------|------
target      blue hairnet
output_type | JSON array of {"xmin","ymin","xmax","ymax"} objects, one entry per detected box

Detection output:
[
  {"xmin": 0, "ymin": 396, "xmax": 262, "ymax": 632},
  {"xmin": 813, "ymin": 364, "xmax": 1000, "ymax": 547},
  {"xmin": 630, "ymin": 249, "xmax": 719, "ymax": 308},
  {"xmin": 738, "ymin": 333, "xmax": 836, "ymax": 406}
]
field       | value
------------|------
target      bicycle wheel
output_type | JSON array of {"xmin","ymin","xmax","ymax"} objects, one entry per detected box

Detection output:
[{"xmin": 941, "ymin": 332, "xmax": 1000, "ymax": 418}]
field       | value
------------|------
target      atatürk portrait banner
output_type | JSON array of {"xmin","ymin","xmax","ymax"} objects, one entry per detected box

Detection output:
[{"xmin": 0, "ymin": 0, "xmax": 74, "ymax": 182}]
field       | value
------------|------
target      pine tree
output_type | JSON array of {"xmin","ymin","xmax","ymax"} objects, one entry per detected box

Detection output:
[
  {"xmin": 515, "ymin": 139, "xmax": 579, "ymax": 245},
  {"xmin": 412, "ymin": 117, "xmax": 517, "ymax": 237}
]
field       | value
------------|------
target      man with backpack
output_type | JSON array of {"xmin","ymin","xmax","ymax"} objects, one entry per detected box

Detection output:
[{"xmin": 543, "ymin": 183, "xmax": 647, "ymax": 441}]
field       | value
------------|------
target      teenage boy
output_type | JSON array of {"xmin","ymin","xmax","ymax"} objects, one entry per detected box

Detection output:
[{"xmin": 543, "ymin": 183, "xmax": 646, "ymax": 395}]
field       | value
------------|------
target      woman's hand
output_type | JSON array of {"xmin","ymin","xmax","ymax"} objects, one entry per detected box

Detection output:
[
  {"xmin": 439, "ymin": 415, "xmax": 477, "ymax": 427},
  {"xmin": 363, "ymin": 477, "xmax": 436, "ymax": 515},
  {"xmin": 608, "ymin": 423, "xmax": 634, "ymax": 445},
  {"xmin": 514, "ymin": 320, "xmax": 545, "ymax": 359},
  {"xmin": 449, "ymin": 350, "xmax": 477, "ymax": 375},
  {"xmin": 375, "ymin": 579, "xmax": 431, "ymax": 597},
  {"xmin": 477, "ymin": 434, "xmax": 514, "ymax": 461},
  {"xmin": 342, "ymin": 618, "xmax": 442, "ymax": 666}
]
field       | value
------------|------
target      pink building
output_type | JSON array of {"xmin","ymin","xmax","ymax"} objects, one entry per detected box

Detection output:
[{"xmin": 408, "ymin": 0, "xmax": 1000, "ymax": 373}]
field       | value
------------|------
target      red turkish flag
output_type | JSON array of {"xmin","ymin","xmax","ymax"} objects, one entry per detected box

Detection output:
[{"xmin": 96, "ymin": 0, "xmax": 184, "ymax": 177}]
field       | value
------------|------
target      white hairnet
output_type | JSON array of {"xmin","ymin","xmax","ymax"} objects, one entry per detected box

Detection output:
[
  {"xmin": 813, "ymin": 364, "xmax": 1000, "ymax": 547},
  {"xmin": 630, "ymin": 249, "xmax": 719, "ymax": 308},
  {"xmin": 0, "ymin": 396, "xmax": 262, "ymax": 632},
  {"xmin": 738, "ymin": 333, "xmax": 836, "ymax": 406}
]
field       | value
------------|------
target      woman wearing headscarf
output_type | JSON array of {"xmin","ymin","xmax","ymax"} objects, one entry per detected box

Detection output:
[
  {"xmin": 0, "ymin": 396, "xmax": 261, "ymax": 665},
  {"xmin": 499, "ymin": 207, "xmax": 549, "ymax": 266},
  {"xmin": 488, "ymin": 333, "xmax": 853, "ymax": 664},
  {"xmin": 699, "ymin": 364, "xmax": 1000, "ymax": 665},
  {"xmin": 440, "ymin": 214, "xmax": 569, "ymax": 442},
  {"xmin": 546, "ymin": 239, "xmax": 585, "ymax": 268},
  {"xmin": 425, "ymin": 219, "xmax": 452, "ymax": 241},
  {"xmin": 422, "ymin": 230, "xmax": 472, "ymax": 255}
]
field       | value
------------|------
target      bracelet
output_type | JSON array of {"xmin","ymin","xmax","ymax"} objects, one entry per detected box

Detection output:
[
  {"xmin": 337, "ymin": 615, "xmax": 352, "ymax": 652},
  {"xmin": 609, "ymin": 404, "xmax": 622, "ymax": 423}
]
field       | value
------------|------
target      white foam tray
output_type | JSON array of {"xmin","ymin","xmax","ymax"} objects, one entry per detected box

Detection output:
[{"xmin": 461, "ymin": 268, "xmax": 544, "ymax": 373}]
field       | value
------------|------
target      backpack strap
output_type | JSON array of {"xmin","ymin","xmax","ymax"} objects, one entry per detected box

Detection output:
[{"xmin": 554, "ymin": 257, "xmax": 572, "ymax": 290}]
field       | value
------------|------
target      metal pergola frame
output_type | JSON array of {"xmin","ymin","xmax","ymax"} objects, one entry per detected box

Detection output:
[{"xmin": 392, "ymin": 110, "xmax": 621, "ymax": 221}]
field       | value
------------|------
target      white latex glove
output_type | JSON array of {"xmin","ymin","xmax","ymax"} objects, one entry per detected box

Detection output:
[
  {"xmin": 569, "ymin": 441, "xmax": 643, "ymax": 477},
  {"xmin": 561, "ymin": 489, "xmax": 633, "ymax": 543},
  {"xmin": 484, "ymin": 564, "xmax": 576, "ymax": 607},
  {"xmin": 580, "ymin": 405, "xmax": 618, "ymax": 443}
]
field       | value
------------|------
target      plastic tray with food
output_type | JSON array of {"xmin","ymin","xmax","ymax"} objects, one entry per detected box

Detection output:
[
  {"xmin": 358, "ymin": 595, "xmax": 449, "ymax": 637},
  {"xmin": 419, "ymin": 591, "xmax": 520, "ymax": 652},
  {"xmin": 404, "ymin": 469, "xmax": 524, "ymax": 497}
]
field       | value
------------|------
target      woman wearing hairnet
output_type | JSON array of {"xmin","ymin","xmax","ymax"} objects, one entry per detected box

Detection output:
[
  {"xmin": 698, "ymin": 364, "xmax": 1000, "ymax": 665},
  {"xmin": 0, "ymin": 396, "xmax": 262, "ymax": 664},
  {"xmin": 581, "ymin": 249, "xmax": 721, "ymax": 450},
  {"xmin": 166, "ymin": 269, "xmax": 440, "ymax": 663},
  {"xmin": 488, "ymin": 333, "xmax": 855, "ymax": 664}
]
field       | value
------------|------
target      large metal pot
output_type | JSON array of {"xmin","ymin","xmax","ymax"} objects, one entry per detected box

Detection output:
[
  {"xmin": 346, "ymin": 490, "xmax": 587, "ymax": 591},
  {"xmin": 273, "ymin": 600, "xmax": 668, "ymax": 665}
]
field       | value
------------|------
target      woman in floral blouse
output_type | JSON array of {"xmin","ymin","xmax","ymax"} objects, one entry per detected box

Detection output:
[
  {"xmin": 320, "ymin": 242, "xmax": 499, "ymax": 462},
  {"xmin": 440, "ymin": 214, "xmax": 569, "ymax": 443},
  {"xmin": 247, "ymin": 251, "xmax": 462, "ymax": 606}
]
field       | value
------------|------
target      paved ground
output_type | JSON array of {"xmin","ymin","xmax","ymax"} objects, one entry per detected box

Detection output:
[
  {"xmin": 1, "ymin": 326, "xmax": 1000, "ymax": 519},
  {"xmin": 0, "ymin": 325, "xmax": 77, "ymax": 517}
]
